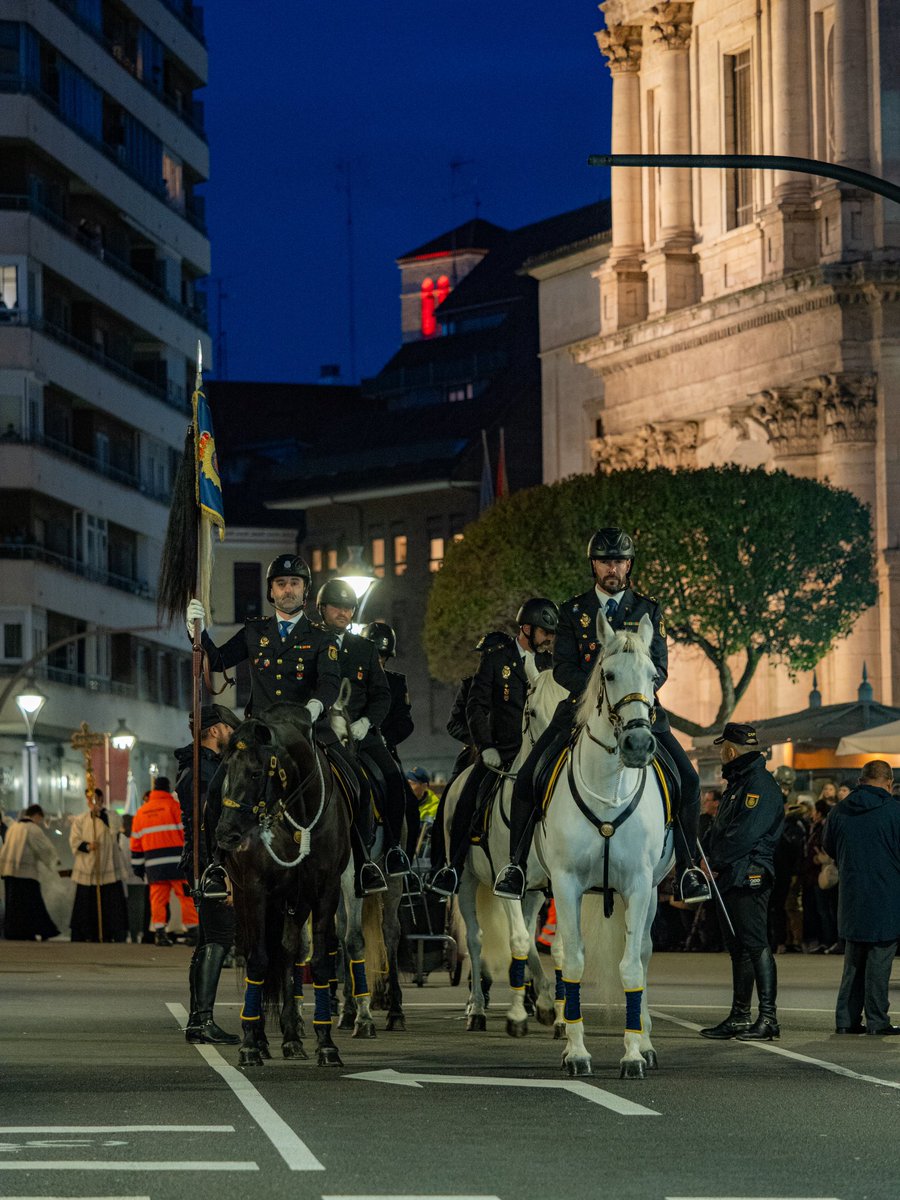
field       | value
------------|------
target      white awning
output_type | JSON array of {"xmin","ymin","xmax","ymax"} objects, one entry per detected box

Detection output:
[{"xmin": 835, "ymin": 718, "xmax": 900, "ymax": 756}]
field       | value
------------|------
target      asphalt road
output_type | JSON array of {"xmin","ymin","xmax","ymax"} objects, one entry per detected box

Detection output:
[{"xmin": 1, "ymin": 941, "xmax": 899, "ymax": 1200}]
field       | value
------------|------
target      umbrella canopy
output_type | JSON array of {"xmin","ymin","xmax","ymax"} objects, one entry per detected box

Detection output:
[{"xmin": 836, "ymin": 718, "xmax": 900, "ymax": 757}]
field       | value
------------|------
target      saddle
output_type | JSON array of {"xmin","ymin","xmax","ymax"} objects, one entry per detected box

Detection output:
[
  {"xmin": 469, "ymin": 769, "xmax": 503, "ymax": 844},
  {"xmin": 356, "ymin": 747, "xmax": 389, "ymax": 823},
  {"xmin": 322, "ymin": 743, "xmax": 359, "ymax": 820}
]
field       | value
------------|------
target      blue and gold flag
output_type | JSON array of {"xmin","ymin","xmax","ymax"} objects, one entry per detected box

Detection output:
[{"xmin": 193, "ymin": 355, "xmax": 225, "ymax": 538}]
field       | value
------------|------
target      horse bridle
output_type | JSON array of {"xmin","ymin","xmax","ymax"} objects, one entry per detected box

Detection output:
[{"xmin": 582, "ymin": 662, "xmax": 656, "ymax": 755}]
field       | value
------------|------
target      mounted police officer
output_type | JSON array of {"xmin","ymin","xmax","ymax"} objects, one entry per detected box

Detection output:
[
  {"xmin": 185, "ymin": 553, "xmax": 386, "ymax": 898},
  {"xmin": 429, "ymin": 598, "xmax": 558, "ymax": 897},
  {"xmin": 493, "ymin": 528, "xmax": 710, "ymax": 905},
  {"xmin": 317, "ymin": 580, "xmax": 412, "ymax": 878}
]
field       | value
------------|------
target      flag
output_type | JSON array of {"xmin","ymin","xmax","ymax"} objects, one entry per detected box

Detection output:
[
  {"xmin": 192, "ymin": 346, "xmax": 224, "ymax": 618},
  {"xmin": 479, "ymin": 429, "xmax": 494, "ymax": 513},
  {"xmin": 495, "ymin": 426, "xmax": 508, "ymax": 499}
]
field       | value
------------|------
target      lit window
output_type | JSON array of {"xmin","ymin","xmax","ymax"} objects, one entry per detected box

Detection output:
[
  {"xmin": 421, "ymin": 277, "xmax": 436, "ymax": 338},
  {"xmin": 429, "ymin": 537, "xmax": 445, "ymax": 572},
  {"xmin": 448, "ymin": 383, "xmax": 474, "ymax": 403},
  {"xmin": 0, "ymin": 265, "xmax": 17, "ymax": 311},
  {"xmin": 435, "ymin": 274, "xmax": 450, "ymax": 307},
  {"xmin": 163, "ymin": 150, "xmax": 185, "ymax": 211},
  {"xmin": 327, "ymin": 548, "xmax": 338, "ymax": 571},
  {"xmin": 371, "ymin": 537, "xmax": 385, "ymax": 579},
  {"xmin": 311, "ymin": 548, "xmax": 323, "ymax": 573},
  {"xmin": 393, "ymin": 534, "xmax": 407, "ymax": 576}
]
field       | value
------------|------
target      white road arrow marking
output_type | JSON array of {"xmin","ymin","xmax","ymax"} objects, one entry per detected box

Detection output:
[{"xmin": 344, "ymin": 1068, "xmax": 659, "ymax": 1116}]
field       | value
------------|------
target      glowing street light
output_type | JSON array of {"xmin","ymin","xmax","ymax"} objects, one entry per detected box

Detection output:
[
  {"xmin": 16, "ymin": 683, "xmax": 47, "ymax": 808},
  {"xmin": 110, "ymin": 717, "xmax": 136, "ymax": 751},
  {"xmin": 337, "ymin": 545, "xmax": 378, "ymax": 629}
]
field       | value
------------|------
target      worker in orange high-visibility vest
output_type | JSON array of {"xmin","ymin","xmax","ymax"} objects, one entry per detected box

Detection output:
[
  {"xmin": 130, "ymin": 777, "xmax": 198, "ymax": 947},
  {"xmin": 536, "ymin": 898, "xmax": 557, "ymax": 953}
]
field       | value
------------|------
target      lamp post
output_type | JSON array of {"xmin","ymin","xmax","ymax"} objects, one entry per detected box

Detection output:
[
  {"xmin": 337, "ymin": 544, "xmax": 378, "ymax": 628},
  {"xmin": 15, "ymin": 683, "xmax": 46, "ymax": 810}
]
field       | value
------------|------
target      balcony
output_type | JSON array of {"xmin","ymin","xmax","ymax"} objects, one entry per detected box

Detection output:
[
  {"xmin": 0, "ymin": 661, "xmax": 137, "ymax": 700},
  {"xmin": 0, "ymin": 541, "xmax": 155, "ymax": 600},
  {"xmin": 2, "ymin": 430, "xmax": 170, "ymax": 502}
]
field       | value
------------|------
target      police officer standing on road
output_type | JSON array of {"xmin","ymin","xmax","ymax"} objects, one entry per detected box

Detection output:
[
  {"xmin": 700, "ymin": 722, "xmax": 784, "ymax": 1041},
  {"xmin": 429, "ymin": 598, "xmax": 557, "ymax": 897},
  {"xmin": 493, "ymin": 528, "xmax": 710, "ymax": 904},
  {"xmin": 317, "ymin": 580, "xmax": 412, "ymax": 878}
]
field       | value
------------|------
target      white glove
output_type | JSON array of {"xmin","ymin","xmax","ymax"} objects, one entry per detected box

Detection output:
[
  {"xmin": 304, "ymin": 699, "xmax": 323, "ymax": 723},
  {"xmin": 349, "ymin": 717, "xmax": 371, "ymax": 741},
  {"xmin": 186, "ymin": 598, "xmax": 206, "ymax": 638},
  {"xmin": 482, "ymin": 747, "xmax": 502, "ymax": 769}
]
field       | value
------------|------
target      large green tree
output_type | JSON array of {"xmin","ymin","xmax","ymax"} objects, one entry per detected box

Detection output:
[{"xmin": 424, "ymin": 466, "xmax": 876, "ymax": 736}]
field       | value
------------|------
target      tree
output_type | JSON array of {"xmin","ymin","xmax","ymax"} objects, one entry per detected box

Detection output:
[{"xmin": 424, "ymin": 466, "xmax": 876, "ymax": 736}]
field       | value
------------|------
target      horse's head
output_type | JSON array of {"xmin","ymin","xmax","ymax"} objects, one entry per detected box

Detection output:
[
  {"xmin": 216, "ymin": 719, "xmax": 295, "ymax": 850},
  {"xmin": 523, "ymin": 667, "xmax": 567, "ymax": 746},
  {"xmin": 578, "ymin": 611, "xmax": 658, "ymax": 768}
]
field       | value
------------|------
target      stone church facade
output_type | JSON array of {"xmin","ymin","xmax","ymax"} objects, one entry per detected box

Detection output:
[{"xmin": 541, "ymin": 0, "xmax": 900, "ymax": 730}]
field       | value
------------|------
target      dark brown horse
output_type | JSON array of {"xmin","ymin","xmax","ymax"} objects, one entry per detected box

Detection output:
[{"xmin": 216, "ymin": 703, "xmax": 376, "ymax": 1067}]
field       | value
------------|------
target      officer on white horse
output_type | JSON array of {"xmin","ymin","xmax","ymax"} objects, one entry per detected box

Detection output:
[{"xmin": 493, "ymin": 527, "xmax": 711, "ymax": 905}]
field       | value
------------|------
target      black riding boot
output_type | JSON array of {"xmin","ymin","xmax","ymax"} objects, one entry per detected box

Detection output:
[
  {"xmin": 738, "ymin": 946, "xmax": 779, "ymax": 1039},
  {"xmin": 492, "ymin": 788, "xmax": 537, "ymax": 900},
  {"xmin": 700, "ymin": 950, "xmax": 754, "ymax": 1039},
  {"xmin": 659, "ymin": 729, "xmax": 710, "ymax": 906},
  {"xmin": 429, "ymin": 768, "xmax": 483, "ymax": 897},
  {"xmin": 350, "ymin": 823, "xmax": 387, "ymax": 897},
  {"xmin": 185, "ymin": 943, "xmax": 240, "ymax": 1045}
]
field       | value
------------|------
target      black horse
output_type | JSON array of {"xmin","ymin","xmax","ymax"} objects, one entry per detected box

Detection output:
[{"xmin": 215, "ymin": 703, "xmax": 375, "ymax": 1067}]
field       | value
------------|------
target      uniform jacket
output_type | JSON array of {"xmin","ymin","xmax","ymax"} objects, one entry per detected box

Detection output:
[
  {"xmin": 381, "ymin": 670, "xmax": 414, "ymax": 750},
  {"xmin": 202, "ymin": 612, "xmax": 340, "ymax": 715},
  {"xmin": 466, "ymin": 639, "xmax": 552, "ymax": 761},
  {"xmin": 0, "ymin": 817, "xmax": 59, "ymax": 881},
  {"xmin": 447, "ymin": 677, "xmax": 473, "ymax": 744},
  {"xmin": 336, "ymin": 630, "xmax": 391, "ymax": 729},
  {"xmin": 554, "ymin": 586, "xmax": 670, "ymax": 733},
  {"xmin": 174, "ymin": 743, "xmax": 222, "ymax": 874},
  {"xmin": 706, "ymin": 751, "xmax": 784, "ymax": 892},
  {"xmin": 130, "ymin": 789, "xmax": 187, "ymax": 882},
  {"xmin": 70, "ymin": 809, "xmax": 125, "ymax": 886},
  {"xmin": 823, "ymin": 784, "xmax": 900, "ymax": 943}
]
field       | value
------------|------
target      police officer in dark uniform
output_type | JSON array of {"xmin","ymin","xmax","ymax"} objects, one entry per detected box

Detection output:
[
  {"xmin": 701, "ymin": 722, "xmax": 784, "ymax": 1041},
  {"xmin": 361, "ymin": 621, "xmax": 420, "ymax": 860},
  {"xmin": 428, "ymin": 598, "xmax": 558, "ymax": 897},
  {"xmin": 317, "ymin": 580, "xmax": 412, "ymax": 878},
  {"xmin": 493, "ymin": 528, "xmax": 710, "ymax": 904},
  {"xmin": 185, "ymin": 554, "xmax": 388, "ymax": 897}
]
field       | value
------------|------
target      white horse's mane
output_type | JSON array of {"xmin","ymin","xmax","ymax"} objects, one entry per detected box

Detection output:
[{"xmin": 576, "ymin": 629, "xmax": 652, "ymax": 727}]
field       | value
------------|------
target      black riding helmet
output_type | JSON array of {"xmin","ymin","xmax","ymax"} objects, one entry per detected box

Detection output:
[
  {"xmin": 516, "ymin": 597, "xmax": 559, "ymax": 633},
  {"xmin": 316, "ymin": 577, "xmax": 358, "ymax": 614},
  {"xmin": 362, "ymin": 621, "xmax": 396, "ymax": 659},
  {"xmin": 266, "ymin": 553, "xmax": 311, "ymax": 605},
  {"xmin": 587, "ymin": 528, "xmax": 636, "ymax": 561}
]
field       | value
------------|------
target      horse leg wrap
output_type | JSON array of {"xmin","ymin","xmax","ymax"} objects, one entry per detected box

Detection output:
[
  {"xmin": 240, "ymin": 977, "xmax": 264, "ymax": 1022},
  {"xmin": 624, "ymin": 987, "xmax": 643, "ymax": 1033},
  {"xmin": 508, "ymin": 955, "xmax": 528, "ymax": 992},
  {"xmin": 328, "ymin": 950, "xmax": 339, "ymax": 1000},
  {"xmin": 555, "ymin": 968, "xmax": 565, "ymax": 1002},
  {"xmin": 563, "ymin": 978, "xmax": 582, "ymax": 1024},
  {"xmin": 313, "ymin": 983, "xmax": 333, "ymax": 1026},
  {"xmin": 350, "ymin": 958, "xmax": 370, "ymax": 999},
  {"xmin": 292, "ymin": 961, "xmax": 305, "ymax": 1001}
]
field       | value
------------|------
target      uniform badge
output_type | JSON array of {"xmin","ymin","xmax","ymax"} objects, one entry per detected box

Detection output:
[
  {"xmin": 259, "ymin": 637, "xmax": 269, "ymax": 647},
  {"xmin": 501, "ymin": 665, "xmax": 511, "ymax": 679},
  {"xmin": 589, "ymin": 642, "xmax": 597, "ymax": 651},
  {"xmin": 745, "ymin": 793, "xmax": 759, "ymax": 809},
  {"xmin": 328, "ymin": 645, "xmax": 338, "ymax": 661},
  {"xmin": 580, "ymin": 613, "xmax": 590, "ymax": 628},
  {"xmin": 357, "ymin": 667, "xmax": 364, "ymax": 681},
  {"xmin": 503, "ymin": 684, "xmax": 510, "ymax": 702},
  {"xmin": 263, "ymin": 659, "xmax": 270, "ymax": 669},
  {"xmin": 659, "ymin": 618, "xmax": 666, "ymax": 638}
]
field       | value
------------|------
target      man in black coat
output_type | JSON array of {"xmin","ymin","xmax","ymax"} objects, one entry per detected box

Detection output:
[
  {"xmin": 429, "ymin": 598, "xmax": 557, "ymax": 896},
  {"xmin": 700, "ymin": 722, "xmax": 784, "ymax": 1041},
  {"xmin": 493, "ymin": 528, "xmax": 710, "ymax": 904},
  {"xmin": 822, "ymin": 759, "xmax": 900, "ymax": 1035}
]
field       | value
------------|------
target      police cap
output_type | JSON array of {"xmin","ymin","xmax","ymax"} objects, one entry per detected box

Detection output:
[{"xmin": 713, "ymin": 722, "xmax": 760, "ymax": 746}]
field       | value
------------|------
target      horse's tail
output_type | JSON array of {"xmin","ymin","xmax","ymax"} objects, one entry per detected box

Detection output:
[
  {"xmin": 362, "ymin": 892, "xmax": 388, "ymax": 988},
  {"xmin": 262, "ymin": 905, "xmax": 288, "ymax": 1014},
  {"xmin": 581, "ymin": 892, "xmax": 627, "ymax": 1023},
  {"xmin": 475, "ymin": 883, "xmax": 512, "ymax": 979}
]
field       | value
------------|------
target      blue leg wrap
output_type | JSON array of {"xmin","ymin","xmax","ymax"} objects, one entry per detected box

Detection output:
[
  {"xmin": 350, "ymin": 958, "xmax": 369, "ymax": 998},
  {"xmin": 554, "ymin": 968, "xmax": 565, "ymax": 1001},
  {"xmin": 292, "ymin": 962, "xmax": 305, "ymax": 1000},
  {"xmin": 563, "ymin": 979, "xmax": 582, "ymax": 1023},
  {"xmin": 625, "ymin": 988, "xmax": 643, "ymax": 1033},
  {"xmin": 313, "ymin": 984, "xmax": 332, "ymax": 1025},
  {"xmin": 241, "ymin": 977, "xmax": 263, "ymax": 1021},
  {"xmin": 508, "ymin": 955, "xmax": 527, "ymax": 991}
]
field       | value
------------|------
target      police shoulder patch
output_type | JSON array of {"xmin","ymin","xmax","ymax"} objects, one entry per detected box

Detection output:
[
  {"xmin": 327, "ymin": 644, "xmax": 338, "ymax": 661},
  {"xmin": 745, "ymin": 793, "xmax": 759, "ymax": 809},
  {"xmin": 659, "ymin": 617, "xmax": 666, "ymax": 637}
]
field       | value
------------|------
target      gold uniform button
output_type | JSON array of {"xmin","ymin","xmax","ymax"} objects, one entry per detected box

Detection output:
[
  {"xmin": 275, "ymin": 674, "xmax": 282, "ymax": 679},
  {"xmin": 275, "ymin": 689, "xmax": 282, "ymax": 696},
  {"xmin": 277, "ymin": 658, "xmax": 283, "ymax": 665}
]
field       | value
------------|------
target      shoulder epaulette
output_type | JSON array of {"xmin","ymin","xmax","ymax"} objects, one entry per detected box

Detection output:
[{"xmin": 246, "ymin": 616, "xmax": 269, "ymax": 624}]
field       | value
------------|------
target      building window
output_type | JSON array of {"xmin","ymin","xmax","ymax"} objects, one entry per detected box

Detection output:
[
  {"xmin": 311, "ymin": 548, "xmax": 323, "ymax": 573},
  {"xmin": 0, "ymin": 22, "xmax": 20, "ymax": 78},
  {"xmin": 448, "ymin": 383, "xmax": 473, "ymax": 403},
  {"xmin": 327, "ymin": 548, "xmax": 338, "ymax": 571},
  {"xmin": 429, "ymin": 537, "xmax": 445, "ymax": 571},
  {"xmin": 233, "ymin": 561, "xmax": 262, "ymax": 621},
  {"xmin": 0, "ymin": 265, "xmax": 17, "ymax": 313},
  {"xmin": 2, "ymin": 621, "xmax": 23, "ymax": 660},
  {"xmin": 724, "ymin": 50, "xmax": 753, "ymax": 229},
  {"xmin": 421, "ymin": 277, "xmax": 437, "ymax": 338},
  {"xmin": 371, "ymin": 536, "xmax": 385, "ymax": 579},
  {"xmin": 162, "ymin": 150, "xmax": 184, "ymax": 211},
  {"xmin": 392, "ymin": 533, "xmax": 407, "ymax": 576}
]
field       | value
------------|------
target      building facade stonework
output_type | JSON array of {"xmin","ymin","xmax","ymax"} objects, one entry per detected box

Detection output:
[{"xmin": 544, "ymin": 0, "xmax": 900, "ymax": 729}]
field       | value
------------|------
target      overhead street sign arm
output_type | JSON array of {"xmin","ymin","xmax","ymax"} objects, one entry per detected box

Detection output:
[{"xmin": 588, "ymin": 153, "xmax": 900, "ymax": 207}]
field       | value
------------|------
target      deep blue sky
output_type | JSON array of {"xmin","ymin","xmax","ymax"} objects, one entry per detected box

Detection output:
[{"xmin": 203, "ymin": 2, "xmax": 613, "ymax": 384}]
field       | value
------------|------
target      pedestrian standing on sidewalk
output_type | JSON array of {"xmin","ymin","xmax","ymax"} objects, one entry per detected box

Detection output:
[{"xmin": 130, "ymin": 778, "xmax": 199, "ymax": 948}]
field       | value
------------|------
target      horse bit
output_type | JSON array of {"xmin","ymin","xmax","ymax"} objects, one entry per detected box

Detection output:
[{"xmin": 223, "ymin": 741, "xmax": 326, "ymax": 869}]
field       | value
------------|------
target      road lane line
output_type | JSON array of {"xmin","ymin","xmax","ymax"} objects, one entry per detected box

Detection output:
[
  {"xmin": 323, "ymin": 1195, "xmax": 503, "ymax": 1199},
  {"xmin": 167, "ymin": 1002, "xmax": 324, "ymax": 1171},
  {"xmin": 666, "ymin": 1195, "xmax": 841, "ymax": 1199},
  {"xmin": 650, "ymin": 1007, "xmax": 900, "ymax": 1091},
  {"xmin": 0, "ymin": 1126, "xmax": 233, "ymax": 1134},
  {"xmin": 0, "ymin": 1162, "xmax": 258, "ymax": 1172}
]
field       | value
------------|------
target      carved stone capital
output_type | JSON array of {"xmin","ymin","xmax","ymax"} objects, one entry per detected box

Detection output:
[
  {"xmin": 748, "ymin": 387, "xmax": 820, "ymax": 456},
  {"xmin": 590, "ymin": 420, "xmax": 698, "ymax": 472},
  {"xmin": 816, "ymin": 373, "xmax": 878, "ymax": 444},
  {"xmin": 596, "ymin": 25, "xmax": 642, "ymax": 74},
  {"xmin": 748, "ymin": 373, "xmax": 878, "ymax": 454},
  {"xmin": 649, "ymin": 3, "xmax": 694, "ymax": 51}
]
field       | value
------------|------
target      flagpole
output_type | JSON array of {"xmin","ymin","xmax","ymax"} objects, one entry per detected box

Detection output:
[{"xmin": 191, "ymin": 341, "xmax": 203, "ymax": 892}]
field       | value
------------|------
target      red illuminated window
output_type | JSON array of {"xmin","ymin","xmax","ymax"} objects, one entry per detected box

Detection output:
[
  {"xmin": 421, "ymin": 277, "xmax": 436, "ymax": 338},
  {"xmin": 435, "ymin": 274, "xmax": 450, "ymax": 307}
]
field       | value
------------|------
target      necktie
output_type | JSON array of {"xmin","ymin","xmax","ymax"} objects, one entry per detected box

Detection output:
[
  {"xmin": 279, "ymin": 620, "xmax": 291, "ymax": 639},
  {"xmin": 605, "ymin": 597, "xmax": 618, "ymax": 621}
]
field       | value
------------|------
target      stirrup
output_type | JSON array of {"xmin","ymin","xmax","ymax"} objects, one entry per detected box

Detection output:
[
  {"xmin": 359, "ymin": 861, "xmax": 388, "ymax": 895},
  {"xmin": 492, "ymin": 863, "xmax": 526, "ymax": 900},
  {"xmin": 198, "ymin": 864, "xmax": 229, "ymax": 902},
  {"xmin": 676, "ymin": 867, "xmax": 711, "ymax": 906},
  {"xmin": 427, "ymin": 865, "xmax": 458, "ymax": 897},
  {"xmin": 384, "ymin": 845, "xmax": 412, "ymax": 877}
]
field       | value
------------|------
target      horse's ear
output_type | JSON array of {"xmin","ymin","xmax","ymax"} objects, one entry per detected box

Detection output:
[
  {"xmin": 253, "ymin": 722, "xmax": 271, "ymax": 744},
  {"xmin": 596, "ymin": 607, "xmax": 614, "ymax": 648},
  {"xmin": 637, "ymin": 613, "xmax": 654, "ymax": 651}
]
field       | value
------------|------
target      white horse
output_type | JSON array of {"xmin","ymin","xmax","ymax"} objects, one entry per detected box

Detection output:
[
  {"xmin": 507, "ymin": 610, "xmax": 674, "ymax": 1079},
  {"xmin": 442, "ymin": 664, "xmax": 565, "ymax": 1035}
]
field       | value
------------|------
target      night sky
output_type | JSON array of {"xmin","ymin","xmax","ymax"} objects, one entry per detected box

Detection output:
[{"xmin": 203, "ymin": 2, "xmax": 612, "ymax": 385}]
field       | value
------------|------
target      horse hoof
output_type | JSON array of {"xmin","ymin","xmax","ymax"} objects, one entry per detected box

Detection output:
[
  {"xmin": 316, "ymin": 1047, "xmax": 344, "ymax": 1067},
  {"xmin": 353, "ymin": 1020, "xmax": 376, "ymax": 1040},
  {"xmin": 641, "ymin": 1049, "xmax": 658, "ymax": 1070},
  {"xmin": 536, "ymin": 1006, "xmax": 556, "ymax": 1028},
  {"xmin": 564, "ymin": 1056, "xmax": 592, "ymax": 1077},
  {"xmin": 620, "ymin": 1058, "xmax": 646, "ymax": 1080},
  {"xmin": 239, "ymin": 1048, "xmax": 264, "ymax": 1068},
  {"xmin": 506, "ymin": 1018, "xmax": 528, "ymax": 1039},
  {"xmin": 385, "ymin": 1014, "xmax": 406, "ymax": 1032},
  {"xmin": 257, "ymin": 1043, "xmax": 272, "ymax": 1061},
  {"xmin": 466, "ymin": 1013, "xmax": 487, "ymax": 1032},
  {"xmin": 337, "ymin": 1012, "xmax": 355, "ymax": 1031},
  {"xmin": 553, "ymin": 1022, "xmax": 566, "ymax": 1040},
  {"xmin": 282, "ymin": 1040, "xmax": 308, "ymax": 1060}
]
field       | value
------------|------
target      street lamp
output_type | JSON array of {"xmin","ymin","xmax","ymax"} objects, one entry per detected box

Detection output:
[
  {"xmin": 110, "ymin": 717, "xmax": 136, "ymax": 751},
  {"xmin": 337, "ymin": 544, "xmax": 378, "ymax": 629},
  {"xmin": 16, "ymin": 683, "xmax": 47, "ymax": 809}
]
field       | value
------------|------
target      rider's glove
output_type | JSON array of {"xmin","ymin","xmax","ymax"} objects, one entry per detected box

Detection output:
[
  {"xmin": 304, "ymin": 699, "xmax": 324, "ymax": 723},
  {"xmin": 481, "ymin": 747, "xmax": 502, "ymax": 769},
  {"xmin": 349, "ymin": 717, "xmax": 371, "ymax": 741},
  {"xmin": 185, "ymin": 599, "xmax": 206, "ymax": 638}
]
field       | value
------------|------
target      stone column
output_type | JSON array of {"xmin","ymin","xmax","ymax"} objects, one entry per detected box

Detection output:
[
  {"xmin": 596, "ymin": 24, "xmax": 647, "ymax": 330},
  {"xmin": 643, "ymin": 3, "xmax": 699, "ymax": 313}
]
